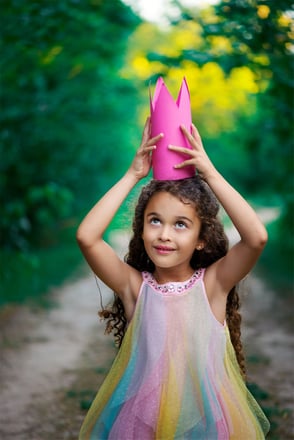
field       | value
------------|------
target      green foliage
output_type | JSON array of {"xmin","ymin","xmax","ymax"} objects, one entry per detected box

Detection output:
[
  {"xmin": 0, "ymin": 227, "xmax": 82, "ymax": 306},
  {"xmin": 0, "ymin": 0, "xmax": 142, "ymax": 304},
  {"xmin": 207, "ymin": 0, "xmax": 294, "ymax": 281},
  {"xmin": 205, "ymin": 0, "xmax": 294, "ymax": 191},
  {"xmin": 0, "ymin": 0, "xmax": 140, "ymax": 252}
]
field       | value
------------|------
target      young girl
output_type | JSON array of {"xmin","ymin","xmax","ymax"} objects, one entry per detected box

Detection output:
[{"xmin": 77, "ymin": 118, "xmax": 270, "ymax": 439}]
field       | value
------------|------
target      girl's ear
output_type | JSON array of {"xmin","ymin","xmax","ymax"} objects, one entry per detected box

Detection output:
[{"xmin": 196, "ymin": 241, "xmax": 205, "ymax": 251}]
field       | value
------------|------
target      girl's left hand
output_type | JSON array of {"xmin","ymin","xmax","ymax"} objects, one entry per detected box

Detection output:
[{"xmin": 169, "ymin": 124, "xmax": 216, "ymax": 180}]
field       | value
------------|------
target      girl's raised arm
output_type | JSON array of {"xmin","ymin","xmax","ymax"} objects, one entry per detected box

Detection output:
[
  {"xmin": 169, "ymin": 124, "xmax": 268, "ymax": 297},
  {"xmin": 76, "ymin": 119, "xmax": 163, "ymax": 310}
]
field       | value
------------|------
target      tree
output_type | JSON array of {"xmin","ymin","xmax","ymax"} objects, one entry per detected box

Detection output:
[
  {"xmin": 0, "ymin": 0, "xmax": 140, "ymax": 250},
  {"xmin": 192, "ymin": 0, "xmax": 294, "ymax": 278}
]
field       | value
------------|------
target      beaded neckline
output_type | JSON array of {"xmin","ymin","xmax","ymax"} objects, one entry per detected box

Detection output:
[{"xmin": 142, "ymin": 269, "xmax": 203, "ymax": 295}]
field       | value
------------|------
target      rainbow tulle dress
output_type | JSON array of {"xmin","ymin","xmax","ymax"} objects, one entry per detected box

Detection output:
[{"xmin": 79, "ymin": 269, "xmax": 270, "ymax": 439}]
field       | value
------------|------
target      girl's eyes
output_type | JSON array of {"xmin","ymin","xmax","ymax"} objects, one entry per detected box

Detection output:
[
  {"xmin": 175, "ymin": 221, "xmax": 187, "ymax": 229},
  {"xmin": 149, "ymin": 218, "xmax": 187, "ymax": 229},
  {"xmin": 150, "ymin": 217, "xmax": 161, "ymax": 225}
]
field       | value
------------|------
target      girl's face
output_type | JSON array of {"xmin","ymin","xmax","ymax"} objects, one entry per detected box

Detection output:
[{"xmin": 142, "ymin": 191, "xmax": 204, "ymax": 277}]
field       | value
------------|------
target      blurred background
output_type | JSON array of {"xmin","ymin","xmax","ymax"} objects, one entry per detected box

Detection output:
[
  {"xmin": 1, "ymin": 0, "xmax": 293, "ymax": 302},
  {"xmin": 0, "ymin": 0, "xmax": 293, "ymax": 437}
]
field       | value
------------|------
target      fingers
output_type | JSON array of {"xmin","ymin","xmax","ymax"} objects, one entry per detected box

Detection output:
[
  {"xmin": 141, "ymin": 117, "xmax": 151, "ymax": 142},
  {"xmin": 168, "ymin": 145, "xmax": 196, "ymax": 170},
  {"xmin": 191, "ymin": 123, "xmax": 203, "ymax": 145},
  {"xmin": 140, "ymin": 144, "xmax": 156, "ymax": 155},
  {"xmin": 138, "ymin": 132, "xmax": 163, "ymax": 157},
  {"xmin": 174, "ymin": 159, "xmax": 196, "ymax": 169},
  {"xmin": 181, "ymin": 124, "xmax": 203, "ymax": 149},
  {"xmin": 168, "ymin": 144, "xmax": 194, "ymax": 156},
  {"xmin": 150, "ymin": 132, "xmax": 164, "ymax": 143},
  {"xmin": 142, "ymin": 117, "xmax": 163, "ymax": 145},
  {"xmin": 180, "ymin": 124, "xmax": 194, "ymax": 144},
  {"xmin": 141, "ymin": 132, "xmax": 163, "ymax": 151}
]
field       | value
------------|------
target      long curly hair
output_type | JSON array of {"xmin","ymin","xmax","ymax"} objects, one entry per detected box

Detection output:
[{"xmin": 99, "ymin": 176, "xmax": 246, "ymax": 376}]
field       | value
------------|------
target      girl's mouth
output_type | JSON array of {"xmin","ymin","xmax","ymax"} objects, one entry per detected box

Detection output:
[{"xmin": 154, "ymin": 246, "xmax": 175, "ymax": 255}]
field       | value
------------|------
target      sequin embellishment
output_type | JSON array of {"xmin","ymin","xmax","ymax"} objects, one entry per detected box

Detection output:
[{"xmin": 142, "ymin": 269, "xmax": 203, "ymax": 295}]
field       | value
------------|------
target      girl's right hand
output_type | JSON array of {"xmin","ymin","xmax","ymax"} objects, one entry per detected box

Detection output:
[{"xmin": 128, "ymin": 117, "xmax": 163, "ymax": 181}]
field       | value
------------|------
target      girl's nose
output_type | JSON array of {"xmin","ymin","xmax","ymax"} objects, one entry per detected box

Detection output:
[{"xmin": 159, "ymin": 225, "xmax": 171, "ymax": 241}]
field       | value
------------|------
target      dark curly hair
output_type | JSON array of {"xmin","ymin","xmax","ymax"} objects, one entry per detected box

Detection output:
[{"xmin": 99, "ymin": 176, "xmax": 246, "ymax": 376}]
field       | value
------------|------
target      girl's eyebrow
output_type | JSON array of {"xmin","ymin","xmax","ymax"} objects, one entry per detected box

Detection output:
[
  {"xmin": 146, "ymin": 211, "xmax": 160, "ymax": 217},
  {"xmin": 175, "ymin": 216, "xmax": 193, "ymax": 224},
  {"xmin": 146, "ymin": 212, "xmax": 193, "ymax": 224}
]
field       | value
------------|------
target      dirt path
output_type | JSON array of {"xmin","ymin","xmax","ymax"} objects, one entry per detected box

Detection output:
[
  {"xmin": 0, "ymin": 274, "xmax": 116, "ymax": 439},
  {"xmin": 241, "ymin": 276, "xmax": 294, "ymax": 438},
  {"xmin": 0, "ymin": 216, "xmax": 293, "ymax": 439}
]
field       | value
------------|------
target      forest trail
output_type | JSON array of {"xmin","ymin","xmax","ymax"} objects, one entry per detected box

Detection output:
[
  {"xmin": 0, "ymin": 210, "xmax": 293, "ymax": 439},
  {"xmin": 0, "ymin": 275, "xmax": 117, "ymax": 439}
]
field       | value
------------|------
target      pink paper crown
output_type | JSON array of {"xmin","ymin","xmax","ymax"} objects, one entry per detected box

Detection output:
[{"xmin": 150, "ymin": 77, "xmax": 195, "ymax": 180}]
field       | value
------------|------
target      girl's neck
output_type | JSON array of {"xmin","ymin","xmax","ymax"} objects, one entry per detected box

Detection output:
[{"xmin": 153, "ymin": 266, "xmax": 195, "ymax": 285}]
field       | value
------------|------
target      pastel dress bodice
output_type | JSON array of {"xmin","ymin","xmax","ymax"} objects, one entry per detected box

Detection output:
[{"xmin": 79, "ymin": 269, "xmax": 270, "ymax": 440}]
